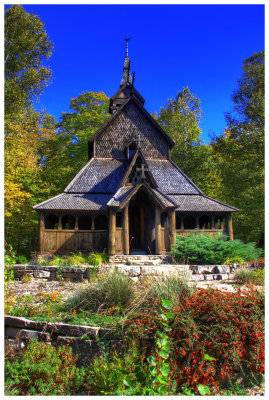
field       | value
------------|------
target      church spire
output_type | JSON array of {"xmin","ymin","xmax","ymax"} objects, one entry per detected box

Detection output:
[{"xmin": 120, "ymin": 38, "xmax": 133, "ymax": 87}]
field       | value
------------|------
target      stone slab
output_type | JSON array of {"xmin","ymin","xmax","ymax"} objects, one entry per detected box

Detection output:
[{"xmin": 47, "ymin": 322, "xmax": 100, "ymax": 339}]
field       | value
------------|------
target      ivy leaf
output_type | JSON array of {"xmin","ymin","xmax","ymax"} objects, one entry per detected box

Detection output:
[
  {"xmin": 166, "ymin": 312, "xmax": 175, "ymax": 319},
  {"xmin": 197, "ymin": 384, "xmax": 211, "ymax": 395},
  {"xmin": 158, "ymin": 349, "xmax": 169, "ymax": 359},
  {"xmin": 157, "ymin": 375, "xmax": 167, "ymax": 385},
  {"xmin": 123, "ymin": 378, "xmax": 132, "ymax": 387},
  {"xmin": 160, "ymin": 364, "xmax": 170, "ymax": 377},
  {"xmin": 204, "ymin": 354, "xmax": 216, "ymax": 361},
  {"xmin": 161, "ymin": 298, "xmax": 172, "ymax": 309},
  {"xmin": 147, "ymin": 356, "xmax": 157, "ymax": 366}
]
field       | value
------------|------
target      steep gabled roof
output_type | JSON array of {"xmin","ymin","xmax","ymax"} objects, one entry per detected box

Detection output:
[
  {"xmin": 90, "ymin": 96, "xmax": 175, "ymax": 148},
  {"xmin": 64, "ymin": 158, "xmax": 127, "ymax": 193},
  {"xmin": 147, "ymin": 159, "xmax": 202, "ymax": 195}
]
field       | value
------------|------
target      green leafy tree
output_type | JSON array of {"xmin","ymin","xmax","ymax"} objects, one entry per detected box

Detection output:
[
  {"xmin": 57, "ymin": 91, "xmax": 110, "ymax": 179},
  {"xmin": 212, "ymin": 52, "xmax": 264, "ymax": 245},
  {"xmin": 157, "ymin": 87, "xmax": 220, "ymax": 197},
  {"xmin": 5, "ymin": 5, "xmax": 53, "ymax": 115}
]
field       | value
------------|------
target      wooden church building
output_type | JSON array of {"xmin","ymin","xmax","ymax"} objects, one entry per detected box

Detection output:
[{"xmin": 34, "ymin": 42, "xmax": 238, "ymax": 255}]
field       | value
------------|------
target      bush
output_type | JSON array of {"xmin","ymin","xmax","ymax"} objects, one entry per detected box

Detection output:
[
  {"xmin": 5, "ymin": 340, "xmax": 84, "ymax": 395},
  {"xmin": 234, "ymin": 267, "xmax": 265, "ymax": 286},
  {"xmin": 123, "ymin": 287, "xmax": 264, "ymax": 394},
  {"xmin": 87, "ymin": 252, "xmax": 109, "ymax": 266},
  {"xmin": 16, "ymin": 255, "xmax": 29, "ymax": 264},
  {"xmin": 171, "ymin": 234, "xmax": 262, "ymax": 265},
  {"xmin": 63, "ymin": 268, "xmax": 135, "ymax": 313}
]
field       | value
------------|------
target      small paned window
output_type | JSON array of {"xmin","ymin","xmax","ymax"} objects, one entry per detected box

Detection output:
[
  {"xmin": 78, "ymin": 215, "xmax": 92, "ymax": 230},
  {"xmin": 94, "ymin": 215, "xmax": 108, "ymax": 230},
  {"xmin": 61, "ymin": 215, "xmax": 75, "ymax": 230},
  {"xmin": 199, "ymin": 216, "xmax": 212, "ymax": 229},
  {"xmin": 176, "ymin": 215, "xmax": 181, "ymax": 229},
  {"xmin": 129, "ymin": 143, "xmax": 136, "ymax": 159},
  {"xmin": 183, "ymin": 216, "xmax": 196, "ymax": 230},
  {"xmin": 161, "ymin": 212, "xmax": 168, "ymax": 228},
  {"xmin": 116, "ymin": 211, "xmax": 122, "ymax": 227},
  {"xmin": 45, "ymin": 214, "xmax": 59, "ymax": 229}
]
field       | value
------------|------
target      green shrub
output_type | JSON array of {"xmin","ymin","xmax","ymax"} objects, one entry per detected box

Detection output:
[
  {"xmin": 171, "ymin": 234, "xmax": 262, "ymax": 265},
  {"xmin": 234, "ymin": 267, "xmax": 265, "ymax": 286},
  {"xmin": 5, "ymin": 340, "xmax": 84, "ymax": 395},
  {"xmin": 63, "ymin": 268, "xmax": 134, "ymax": 313},
  {"xmin": 65, "ymin": 252, "xmax": 88, "ymax": 266},
  {"xmin": 16, "ymin": 255, "xmax": 29, "ymax": 264},
  {"xmin": 87, "ymin": 252, "xmax": 109, "ymax": 266}
]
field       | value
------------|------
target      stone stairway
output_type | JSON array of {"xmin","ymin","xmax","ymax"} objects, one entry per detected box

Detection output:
[
  {"xmin": 109, "ymin": 254, "xmax": 172, "ymax": 266},
  {"xmin": 108, "ymin": 254, "xmax": 191, "ymax": 281}
]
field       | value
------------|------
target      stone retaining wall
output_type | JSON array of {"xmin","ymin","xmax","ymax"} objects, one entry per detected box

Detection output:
[
  {"xmin": 10, "ymin": 262, "xmax": 251, "ymax": 283},
  {"xmin": 5, "ymin": 316, "xmax": 124, "ymax": 366}
]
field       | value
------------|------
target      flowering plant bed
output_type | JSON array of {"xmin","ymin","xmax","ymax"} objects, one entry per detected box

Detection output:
[{"xmin": 5, "ymin": 269, "xmax": 264, "ymax": 395}]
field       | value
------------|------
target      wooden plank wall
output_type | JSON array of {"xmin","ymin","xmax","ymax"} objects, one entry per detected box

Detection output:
[{"xmin": 43, "ymin": 230, "xmax": 108, "ymax": 254}]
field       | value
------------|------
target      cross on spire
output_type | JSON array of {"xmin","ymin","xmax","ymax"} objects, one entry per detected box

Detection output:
[{"xmin": 136, "ymin": 163, "xmax": 149, "ymax": 180}]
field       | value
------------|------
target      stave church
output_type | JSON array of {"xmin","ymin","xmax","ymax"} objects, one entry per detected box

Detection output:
[{"xmin": 34, "ymin": 41, "xmax": 238, "ymax": 255}]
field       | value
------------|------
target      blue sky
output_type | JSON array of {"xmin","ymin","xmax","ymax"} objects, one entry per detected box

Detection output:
[{"xmin": 18, "ymin": 4, "xmax": 265, "ymax": 143}]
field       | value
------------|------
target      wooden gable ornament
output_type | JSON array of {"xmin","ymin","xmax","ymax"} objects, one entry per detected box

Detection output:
[{"xmin": 34, "ymin": 40, "xmax": 238, "ymax": 255}]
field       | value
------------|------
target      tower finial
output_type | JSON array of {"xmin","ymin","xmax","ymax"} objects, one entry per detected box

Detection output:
[
  {"xmin": 124, "ymin": 37, "xmax": 131, "ymax": 57},
  {"xmin": 121, "ymin": 38, "xmax": 133, "ymax": 87}
]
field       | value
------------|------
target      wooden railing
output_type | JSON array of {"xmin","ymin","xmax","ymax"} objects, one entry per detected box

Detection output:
[
  {"xmin": 176, "ymin": 229, "xmax": 223, "ymax": 237},
  {"xmin": 42, "ymin": 229, "xmax": 108, "ymax": 253}
]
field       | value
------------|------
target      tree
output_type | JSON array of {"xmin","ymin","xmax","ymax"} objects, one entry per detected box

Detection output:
[
  {"xmin": 5, "ymin": 5, "xmax": 54, "ymax": 256},
  {"xmin": 57, "ymin": 91, "xmax": 110, "ymax": 180},
  {"xmin": 212, "ymin": 51, "xmax": 264, "ymax": 245},
  {"xmin": 5, "ymin": 5, "xmax": 53, "ymax": 115},
  {"xmin": 157, "ymin": 87, "xmax": 220, "ymax": 197}
]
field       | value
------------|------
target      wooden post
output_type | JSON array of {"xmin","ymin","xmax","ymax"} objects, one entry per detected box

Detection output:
[
  {"xmin": 108, "ymin": 208, "xmax": 116, "ymax": 255},
  {"xmin": 155, "ymin": 206, "xmax": 162, "ymax": 255},
  {"xmin": 169, "ymin": 210, "xmax": 176, "ymax": 250},
  {"xmin": 39, "ymin": 213, "xmax": 45, "ymax": 254},
  {"xmin": 226, "ymin": 214, "xmax": 234, "ymax": 240},
  {"xmin": 75, "ymin": 215, "xmax": 78, "ymax": 230},
  {"xmin": 123, "ymin": 206, "xmax": 129, "ymax": 255}
]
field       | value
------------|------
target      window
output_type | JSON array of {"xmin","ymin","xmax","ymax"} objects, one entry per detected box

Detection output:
[
  {"xmin": 128, "ymin": 143, "xmax": 136, "ymax": 159},
  {"xmin": 116, "ymin": 211, "xmax": 122, "ymax": 227},
  {"xmin": 61, "ymin": 215, "xmax": 75, "ymax": 230},
  {"xmin": 176, "ymin": 215, "xmax": 181, "ymax": 229},
  {"xmin": 94, "ymin": 215, "xmax": 108, "ymax": 230},
  {"xmin": 78, "ymin": 215, "xmax": 92, "ymax": 230},
  {"xmin": 199, "ymin": 216, "xmax": 212, "ymax": 229},
  {"xmin": 161, "ymin": 212, "xmax": 168, "ymax": 228},
  {"xmin": 183, "ymin": 216, "xmax": 196, "ymax": 229},
  {"xmin": 45, "ymin": 214, "xmax": 59, "ymax": 229},
  {"xmin": 214, "ymin": 215, "xmax": 223, "ymax": 229}
]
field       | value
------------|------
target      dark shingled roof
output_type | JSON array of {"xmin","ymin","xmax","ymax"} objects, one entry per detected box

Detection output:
[
  {"xmin": 168, "ymin": 194, "xmax": 239, "ymax": 212},
  {"xmin": 64, "ymin": 158, "xmax": 127, "ymax": 193},
  {"xmin": 147, "ymin": 160, "xmax": 202, "ymax": 195},
  {"xmin": 33, "ymin": 193, "xmax": 113, "ymax": 211},
  {"xmin": 107, "ymin": 187, "xmax": 134, "ymax": 206}
]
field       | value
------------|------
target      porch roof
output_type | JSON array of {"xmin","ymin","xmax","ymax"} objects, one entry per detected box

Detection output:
[
  {"xmin": 168, "ymin": 194, "xmax": 239, "ymax": 212},
  {"xmin": 33, "ymin": 193, "xmax": 113, "ymax": 211}
]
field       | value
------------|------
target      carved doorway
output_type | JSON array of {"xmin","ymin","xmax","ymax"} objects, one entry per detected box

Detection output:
[{"xmin": 128, "ymin": 189, "xmax": 155, "ymax": 254}]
